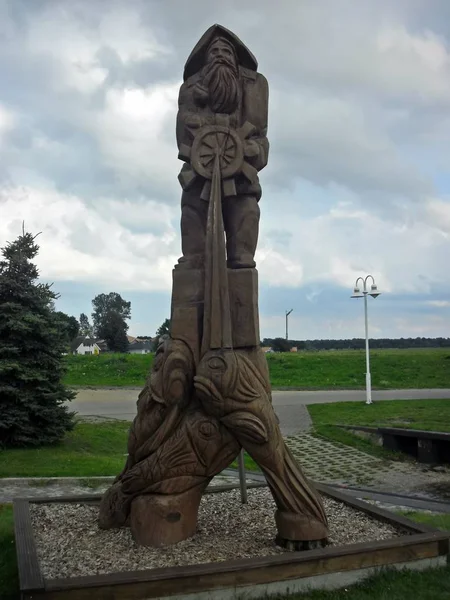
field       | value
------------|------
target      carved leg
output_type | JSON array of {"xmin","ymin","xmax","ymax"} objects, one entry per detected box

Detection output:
[
  {"xmin": 194, "ymin": 348, "xmax": 329, "ymax": 549},
  {"xmin": 256, "ymin": 437, "xmax": 328, "ymax": 543},
  {"xmin": 179, "ymin": 189, "xmax": 208, "ymax": 269},
  {"xmin": 223, "ymin": 194, "xmax": 260, "ymax": 269}
]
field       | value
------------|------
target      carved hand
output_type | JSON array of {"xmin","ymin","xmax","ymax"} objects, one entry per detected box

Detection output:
[
  {"xmin": 185, "ymin": 114, "xmax": 204, "ymax": 131},
  {"xmin": 243, "ymin": 139, "xmax": 260, "ymax": 159}
]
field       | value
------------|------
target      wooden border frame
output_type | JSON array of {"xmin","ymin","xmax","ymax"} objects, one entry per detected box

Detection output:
[{"xmin": 14, "ymin": 483, "xmax": 450, "ymax": 600}]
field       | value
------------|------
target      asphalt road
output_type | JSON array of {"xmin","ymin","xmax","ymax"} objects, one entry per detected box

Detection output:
[{"xmin": 70, "ymin": 388, "xmax": 450, "ymax": 436}]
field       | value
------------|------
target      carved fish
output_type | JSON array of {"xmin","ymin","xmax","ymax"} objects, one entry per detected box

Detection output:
[{"xmin": 220, "ymin": 410, "xmax": 268, "ymax": 444}]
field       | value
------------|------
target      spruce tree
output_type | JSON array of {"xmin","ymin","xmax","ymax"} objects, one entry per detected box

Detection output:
[{"xmin": 0, "ymin": 229, "xmax": 75, "ymax": 448}]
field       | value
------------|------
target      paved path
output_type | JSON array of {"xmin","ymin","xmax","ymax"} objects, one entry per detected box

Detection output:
[
  {"xmin": 69, "ymin": 388, "xmax": 450, "ymax": 436},
  {"xmin": 284, "ymin": 432, "xmax": 450, "ymax": 497}
]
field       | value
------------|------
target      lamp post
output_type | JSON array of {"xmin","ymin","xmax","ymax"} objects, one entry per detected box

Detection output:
[
  {"xmin": 351, "ymin": 275, "xmax": 381, "ymax": 405},
  {"xmin": 285, "ymin": 309, "xmax": 293, "ymax": 341}
]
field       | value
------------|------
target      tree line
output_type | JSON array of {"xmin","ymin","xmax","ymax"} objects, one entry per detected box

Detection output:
[{"xmin": 263, "ymin": 337, "xmax": 450, "ymax": 352}]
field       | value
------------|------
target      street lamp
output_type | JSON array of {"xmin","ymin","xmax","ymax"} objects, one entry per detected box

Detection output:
[
  {"xmin": 285, "ymin": 309, "xmax": 293, "ymax": 340},
  {"xmin": 351, "ymin": 275, "xmax": 381, "ymax": 405}
]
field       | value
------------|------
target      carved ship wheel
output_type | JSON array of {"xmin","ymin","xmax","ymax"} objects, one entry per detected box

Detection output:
[
  {"xmin": 191, "ymin": 125, "xmax": 244, "ymax": 180},
  {"xmin": 177, "ymin": 122, "xmax": 259, "ymax": 198}
]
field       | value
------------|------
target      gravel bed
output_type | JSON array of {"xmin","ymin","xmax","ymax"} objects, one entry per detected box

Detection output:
[{"xmin": 30, "ymin": 488, "xmax": 406, "ymax": 579}]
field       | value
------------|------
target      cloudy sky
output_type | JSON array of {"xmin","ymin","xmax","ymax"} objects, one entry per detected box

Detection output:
[{"xmin": 1, "ymin": 0, "xmax": 450, "ymax": 339}]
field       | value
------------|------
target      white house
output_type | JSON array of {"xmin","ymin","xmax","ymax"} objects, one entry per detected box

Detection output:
[{"xmin": 70, "ymin": 337, "xmax": 101, "ymax": 355}]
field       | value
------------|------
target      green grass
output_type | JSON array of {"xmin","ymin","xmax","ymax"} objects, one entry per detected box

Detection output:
[
  {"xmin": 229, "ymin": 452, "xmax": 260, "ymax": 472},
  {"xmin": 0, "ymin": 504, "xmax": 19, "ymax": 600},
  {"xmin": 284, "ymin": 566, "xmax": 450, "ymax": 599},
  {"xmin": 267, "ymin": 348, "xmax": 450, "ymax": 389},
  {"xmin": 397, "ymin": 511, "xmax": 450, "ymax": 531},
  {"xmin": 63, "ymin": 348, "xmax": 450, "ymax": 389},
  {"xmin": 309, "ymin": 398, "xmax": 450, "ymax": 432},
  {"xmin": 309, "ymin": 398, "xmax": 450, "ymax": 460},
  {"xmin": 63, "ymin": 353, "xmax": 153, "ymax": 387},
  {"xmin": 0, "ymin": 421, "xmax": 130, "ymax": 478}
]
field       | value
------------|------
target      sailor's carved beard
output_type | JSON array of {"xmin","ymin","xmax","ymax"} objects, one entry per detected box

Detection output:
[{"xmin": 195, "ymin": 57, "xmax": 240, "ymax": 114}]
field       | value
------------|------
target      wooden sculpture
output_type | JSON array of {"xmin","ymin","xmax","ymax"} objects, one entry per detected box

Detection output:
[{"xmin": 99, "ymin": 24, "xmax": 328, "ymax": 550}]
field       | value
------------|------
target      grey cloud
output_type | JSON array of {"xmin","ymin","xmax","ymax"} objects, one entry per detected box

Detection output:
[
  {"xmin": 264, "ymin": 229, "xmax": 293, "ymax": 250},
  {"xmin": 0, "ymin": 0, "xmax": 448, "ymax": 219},
  {"xmin": 95, "ymin": 46, "xmax": 178, "ymax": 90}
]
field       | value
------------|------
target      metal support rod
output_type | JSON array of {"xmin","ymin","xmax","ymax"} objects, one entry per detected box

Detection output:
[
  {"xmin": 363, "ymin": 292, "xmax": 372, "ymax": 405},
  {"xmin": 237, "ymin": 448, "xmax": 248, "ymax": 504}
]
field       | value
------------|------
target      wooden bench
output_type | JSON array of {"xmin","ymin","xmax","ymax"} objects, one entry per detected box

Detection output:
[{"xmin": 337, "ymin": 425, "xmax": 450, "ymax": 464}]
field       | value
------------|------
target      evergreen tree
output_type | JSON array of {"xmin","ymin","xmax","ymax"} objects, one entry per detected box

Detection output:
[{"xmin": 0, "ymin": 229, "xmax": 75, "ymax": 448}]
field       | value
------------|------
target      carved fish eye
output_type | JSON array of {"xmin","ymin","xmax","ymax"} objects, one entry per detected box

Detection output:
[
  {"xmin": 208, "ymin": 356, "xmax": 226, "ymax": 371},
  {"xmin": 198, "ymin": 420, "xmax": 217, "ymax": 438}
]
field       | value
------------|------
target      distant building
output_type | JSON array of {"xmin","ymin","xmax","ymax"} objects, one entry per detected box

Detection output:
[
  {"xmin": 290, "ymin": 346, "xmax": 298, "ymax": 352},
  {"xmin": 70, "ymin": 337, "xmax": 101, "ymax": 355},
  {"xmin": 128, "ymin": 340, "xmax": 153, "ymax": 354},
  {"xmin": 96, "ymin": 339, "xmax": 108, "ymax": 353},
  {"xmin": 70, "ymin": 335, "xmax": 155, "ymax": 355}
]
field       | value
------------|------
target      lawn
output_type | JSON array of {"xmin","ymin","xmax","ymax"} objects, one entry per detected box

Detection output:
[
  {"xmin": 308, "ymin": 398, "xmax": 450, "ymax": 433},
  {"xmin": 396, "ymin": 511, "xmax": 450, "ymax": 531},
  {"xmin": 267, "ymin": 348, "xmax": 450, "ymax": 389},
  {"xmin": 308, "ymin": 399, "xmax": 450, "ymax": 460},
  {"xmin": 63, "ymin": 348, "xmax": 450, "ymax": 389},
  {"xmin": 64, "ymin": 353, "xmax": 153, "ymax": 387},
  {"xmin": 287, "ymin": 565, "xmax": 450, "ymax": 599},
  {"xmin": 1, "ymin": 501, "xmax": 449, "ymax": 600},
  {"xmin": 0, "ymin": 421, "xmax": 130, "ymax": 478}
]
